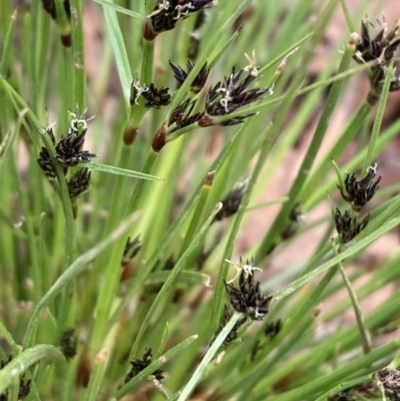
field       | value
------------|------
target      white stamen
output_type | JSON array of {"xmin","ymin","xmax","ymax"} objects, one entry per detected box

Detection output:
[
  {"xmin": 174, "ymin": 3, "xmax": 193, "ymax": 19},
  {"xmin": 225, "ymin": 258, "xmax": 262, "ymax": 283},
  {"xmin": 367, "ymin": 163, "xmax": 378, "ymax": 174},
  {"xmin": 132, "ymin": 75, "xmax": 149, "ymax": 105},
  {"xmin": 147, "ymin": 0, "xmax": 170, "ymax": 18},
  {"xmin": 244, "ymin": 49, "xmax": 258, "ymax": 77}
]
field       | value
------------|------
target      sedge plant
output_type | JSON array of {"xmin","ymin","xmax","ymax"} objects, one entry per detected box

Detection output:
[{"xmin": 1, "ymin": 0, "xmax": 400, "ymax": 400}]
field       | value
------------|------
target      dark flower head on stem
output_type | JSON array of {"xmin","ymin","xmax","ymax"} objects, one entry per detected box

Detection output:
[
  {"xmin": 354, "ymin": 18, "xmax": 400, "ymax": 65},
  {"xmin": 199, "ymin": 65, "xmax": 269, "ymax": 126},
  {"xmin": 38, "ymin": 114, "xmax": 96, "ymax": 179},
  {"xmin": 55, "ymin": 119, "xmax": 97, "ymax": 171},
  {"xmin": 129, "ymin": 76, "xmax": 171, "ymax": 109},
  {"xmin": 67, "ymin": 168, "xmax": 91, "ymax": 200},
  {"xmin": 0, "ymin": 354, "xmax": 32, "ymax": 400},
  {"xmin": 212, "ymin": 184, "xmax": 246, "ymax": 223},
  {"xmin": 212, "ymin": 304, "xmax": 248, "ymax": 346},
  {"xmin": 142, "ymin": 83, "xmax": 171, "ymax": 108},
  {"xmin": 264, "ymin": 319, "xmax": 282, "ymax": 340},
  {"xmin": 145, "ymin": 0, "xmax": 217, "ymax": 40},
  {"xmin": 224, "ymin": 259, "xmax": 272, "ymax": 321},
  {"xmin": 334, "ymin": 208, "xmax": 370, "ymax": 244},
  {"xmin": 353, "ymin": 17, "xmax": 400, "ymax": 102},
  {"xmin": 122, "ymin": 235, "xmax": 142, "ymax": 265},
  {"xmin": 59, "ymin": 328, "xmax": 77, "ymax": 360},
  {"xmin": 169, "ymin": 60, "xmax": 209, "ymax": 93},
  {"xmin": 120, "ymin": 348, "xmax": 164, "ymax": 388},
  {"xmin": 375, "ymin": 368, "xmax": 400, "ymax": 401},
  {"xmin": 168, "ymin": 99, "xmax": 203, "ymax": 132},
  {"xmin": 338, "ymin": 164, "xmax": 381, "ymax": 212}
]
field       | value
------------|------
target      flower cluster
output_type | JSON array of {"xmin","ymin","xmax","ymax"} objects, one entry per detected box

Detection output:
[
  {"xmin": 375, "ymin": 368, "xmax": 400, "ymax": 401},
  {"xmin": 121, "ymin": 348, "xmax": 164, "ymax": 388},
  {"xmin": 224, "ymin": 260, "xmax": 272, "ymax": 321},
  {"xmin": 328, "ymin": 369, "xmax": 400, "ymax": 401},
  {"xmin": 59, "ymin": 328, "xmax": 77, "ymax": 360},
  {"xmin": 328, "ymin": 382, "xmax": 376, "ymax": 401},
  {"xmin": 38, "ymin": 117, "xmax": 96, "ymax": 178},
  {"xmin": 0, "ymin": 355, "xmax": 31, "ymax": 401},
  {"xmin": 212, "ymin": 304, "xmax": 248, "ymax": 346},
  {"xmin": 169, "ymin": 60, "xmax": 209, "ymax": 93},
  {"xmin": 334, "ymin": 208, "xmax": 370, "ymax": 244},
  {"xmin": 144, "ymin": 0, "xmax": 217, "ymax": 40},
  {"xmin": 199, "ymin": 66, "xmax": 269, "ymax": 126},
  {"xmin": 338, "ymin": 164, "xmax": 381, "ymax": 212},
  {"xmin": 334, "ymin": 164, "xmax": 381, "ymax": 244},
  {"xmin": 121, "ymin": 235, "xmax": 142, "ymax": 266},
  {"xmin": 264, "ymin": 319, "xmax": 282, "ymax": 340},
  {"xmin": 353, "ymin": 18, "xmax": 400, "ymax": 103},
  {"xmin": 67, "ymin": 168, "xmax": 91, "ymax": 200},
  {"xmin": 129, "ymin": 78, "xmax": 171, "ymax": 109},
  {"xmin": 212, "ymin": 184, "xmax": 246, "ymax": 223},
  {"xmin": 37, "ymin": 114, "xmax": 96, "ymax": 216}
]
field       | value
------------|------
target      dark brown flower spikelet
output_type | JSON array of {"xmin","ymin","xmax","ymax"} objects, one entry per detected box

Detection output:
[
  {"xmin": 145, "ymin": 0, "xmax": 216, "ymax": 39},
  {"xmin": 37, "ymin": 127, "xmax": 57, "ymax": 179},
  {"xmin": 120, "ymin": 235, "xmax": 142, "ymax": 281},
  {"xmin": 211, "ymin": 304, "xmax": 248, "ymax": 346},
  {"xmin": 0, "ymin": 354, "xmax": 32, "ymax": 400},
  {"xmin": 141, "ymin": 83, "xmax": 171, "ymax": 109},
  {"xmin": 38, "ymin": 119, "xmax": 96, "ymax": 180},
  {"xmin": 120, "ymin": 348, "xmax": 164, "ymax": 388},
  {"xmin": 56, "ymin": 125, "xmax": 96, "ymax": 170},
  {"xmin": 67, "ymin": 168, "xmax": 91, "ymax": 200},
  {"xmin": 60, "ymin": 328, "xmax": 78, "ymax": 360},
  {"xmin": 375, "ymin": 368, "xmax": 400, "ymax": 401},
  {"xmin": 353, "ymin": 18, "xmax": 400, "ymax": 103},
  {"xmin": 121, "ymin": 235, "xmax": 142, "ymax": 266},
  {"xmin": 199, "ymin": 65, "xmax": 268, "ymax": 126},
  {"xmin": 264, "ymin": 319, "xmax": 282, "ymax": 340},
  {"xmin": 169, "ymin": 60, "xmax": 209, "ymax": 93},
  {"xmin": 354, "ymin": 18, "xmax": 400, "ymax": 65},
  {"xmin": 334, "ymin": 208, "xmax": 370, "ymax": 244},
  {"xmin": 224, "ymin": 264, "xmax": 272, "ymax": 321},
  {"xmin": 212, "ymin": 185, "xmax": 245, "ymax": 223},
  {"xmin": 338, "ymin": 165, "xmax": 381, "ymax": 212}
]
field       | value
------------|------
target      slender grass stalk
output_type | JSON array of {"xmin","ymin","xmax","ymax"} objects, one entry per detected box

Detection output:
[
  {"xmin": 331, "ymin": 240, "xmax": 371, "ymax": 354},
  {"xmin": 0, "ymin": 345, "xmax": 68, "ymax": 394},
  {"xmin": 256, "ymin": 32, "xmax": 356, "ymax": 259},
  {"xmin": 362, "ymin": 64, "xmax": 393, "ymax": 172},
  {"xmin": 69, "ymin": 0, "xmax": 86, "ymax": 112}
]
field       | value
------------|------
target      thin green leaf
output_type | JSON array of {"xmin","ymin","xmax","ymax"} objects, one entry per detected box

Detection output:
[
  {"xmin": 84, "ymin": 161, "xmax": 164, "ymax": 181},
  {"xmin": 92, "ymin": 0, "xmax": 144, "ymax": 20}
]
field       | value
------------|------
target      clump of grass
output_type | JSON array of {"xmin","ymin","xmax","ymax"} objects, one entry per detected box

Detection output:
[{"xmin": 1, "ymin": 0, "xmax": 400, "ymax": 400}]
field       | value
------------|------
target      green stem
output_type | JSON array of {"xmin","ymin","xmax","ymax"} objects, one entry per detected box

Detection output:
[
  {"xmin": 256, "ymin": 39, "xmax": 357, "ymax": 259},
  {"xmin": 115, "ymin": 335, "xmax": 198, "ymax": 399},
  {"xmin": 89, "ymin": 150, "xmax": 158, "ymax": 352},
  {"xmin": 362, "ymin": 64, "xmax": 393, "ymax": 172},
  {"xmin": 69, "ymin": 0, "xmax": 86, "ymax": 112},
  {"xmin": 129, "ymin": 202, "xmax": 223, "ymax": 359},
  {"xmin": 0, "ymin": 345, "xmax": 68, "ymax": 394},
  {"xmin": 266, "ymin": 340, "xmax": 400, "ymax": 401},
  {"xmin": 331, "ymin": 240, "xmax": 371, "ymax": 354}
]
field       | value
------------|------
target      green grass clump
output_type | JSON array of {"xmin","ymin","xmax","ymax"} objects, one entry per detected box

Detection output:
[{"xmin": 1, "ymin": 0, "xmax": 400, "ymax": 400}]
